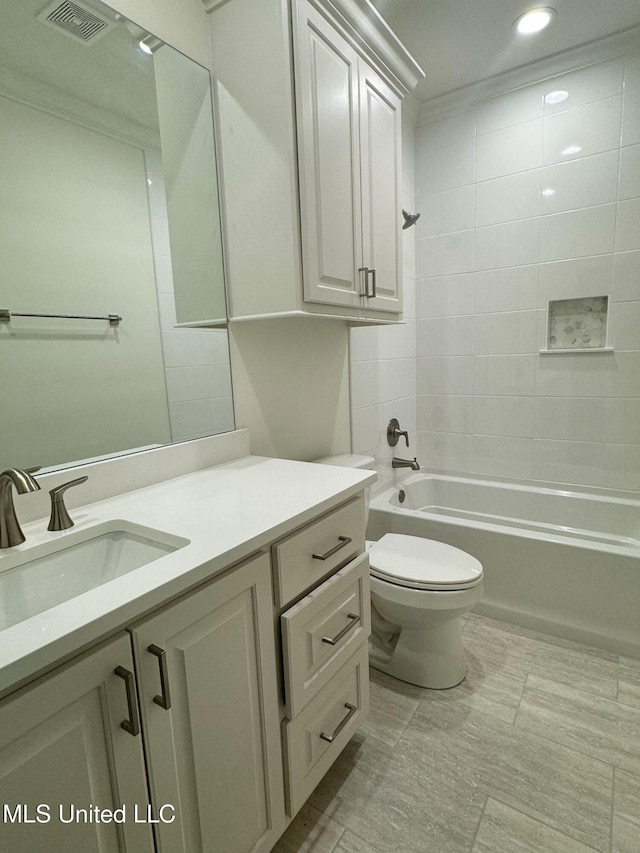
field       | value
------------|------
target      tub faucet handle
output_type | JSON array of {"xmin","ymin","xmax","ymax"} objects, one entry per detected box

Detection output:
[
  {"xmin": 48, "ymin": 476, "xmax": 88, "ymax": 531},
  {"xmin": 387, "ymin": 418, "xmax": 409, "ymax": 448}
]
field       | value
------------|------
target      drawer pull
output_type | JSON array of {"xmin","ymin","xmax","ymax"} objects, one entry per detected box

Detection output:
[
  {"xmin": 320, "ymin": 702, "xmax": 358, "ymax": 743},
  {"xmin": 312, "ymin": 535, "xmax": 352, "ymax": 561},
  {"xmin": 322, "ymin": 612, "xmax": 360, "ymax": 646},
  {"xmin": 148, "ymin": 644, "xmax": 172, "ymax": 710},
  {"xmin": 114, "ymin": 666, "xmax": 141, "ymax": 737}
]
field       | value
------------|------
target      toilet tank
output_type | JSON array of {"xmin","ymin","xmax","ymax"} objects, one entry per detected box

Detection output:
[{"xmin": 314, "ymin": 454, "xmax": 376, "ymax": 527}]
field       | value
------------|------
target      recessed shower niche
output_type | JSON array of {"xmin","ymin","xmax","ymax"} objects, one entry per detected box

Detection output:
[{"xmin": 543, "ymin": 295, "xmax": 612, "ymax": 353}]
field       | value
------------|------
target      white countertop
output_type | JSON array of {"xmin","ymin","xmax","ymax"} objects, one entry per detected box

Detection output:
[{"xmin": 0, "ymin": 455, "xmax": 375, "ymax": 697}]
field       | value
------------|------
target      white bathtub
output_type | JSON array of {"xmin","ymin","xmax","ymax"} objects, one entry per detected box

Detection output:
[{"xmin": 368, "ymin": 473, "xmax": 640, "ymax": 658}]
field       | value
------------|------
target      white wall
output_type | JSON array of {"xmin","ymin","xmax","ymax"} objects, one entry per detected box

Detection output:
[
  {"xmin": 0, "ymin": 94, "xmax": 171, "ymax": 469},
  {"xmin": 229, "ymin": 318, "xmax": 351, "ymax": 460},
  {"xmin": 349, "ymin": 102, "xmax": 418, "ymax": 491},
  {"xmin": 414, "ymin": 47, "xmax": 640, "ymax": 492}
]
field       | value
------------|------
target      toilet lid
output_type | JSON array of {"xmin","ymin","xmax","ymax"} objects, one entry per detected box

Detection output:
[{"xmin": 368, "ymin": 534, "xmax": 483, "ymax": 590}]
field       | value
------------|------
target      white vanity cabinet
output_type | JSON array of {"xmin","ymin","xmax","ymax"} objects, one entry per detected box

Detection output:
[
  {"xmin": 0, "ymin": 464, "xmax": 374, "ymax": 853},
  {"xmin": 130, "ymin": 551, "xmax": 285, "ymax": 853},
  {"xmin": 0, "ymin": 633, "xmax": 154, "ymax": 853},
  {"xmin": 207, "ymin": 0, "xmax": 423, "ymax": 324},
  {"xmin": 271, "ymin": 496, "xmax": 371, "ymax": 817}
]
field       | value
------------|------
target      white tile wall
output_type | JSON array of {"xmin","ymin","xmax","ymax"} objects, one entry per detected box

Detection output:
[
  {"xmin": 537, "ymin": 255, "xmax": 614, "ymax": 304},
  {"xmin": 349, "ymin": 50, "xmax": 640, "ymax": 494},
  {"xmin": 418, "ymin": 273, "xmax": 475, "ymax": 318},
  {"xmin": 613, "ymin": 251, "xmax": 640, "ymax": 301},
  {"xmin": 476, "ymin": 119, "xmax": 542, "ymax": 181},
  {"xmin": 539, "ymin": 151, "xmax": 618, "ymax": 214},
  {"xmin": 542, "ymin": 96, "xmax": 622, "ymax": 165},
  {"xmin": 476, "ymin": 218, "xmax": 540, "ymax": 269},
  {"xmin": 475, "ymin": 266, "xmax": 538, "ymax": 313},
  {"xmin": 540, "ymin": 203, "xmax": 617, "ymax": 263},
  {"xmin": 145, "ymin": 151, "xmax": 233, "ymax": 443},
  {"xmin": 476, "ymin": 170, "xmax": 540, "ymax": 226},
  {"xmin": 542, "ymin": 62, "xmax": 623, "ymax": 115},
  {"xmin": 409, "ymin": 49, "xmax": 640, "ymax": 493}
]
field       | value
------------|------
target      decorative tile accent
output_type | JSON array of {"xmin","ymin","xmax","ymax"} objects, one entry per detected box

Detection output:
[{"xmin": 547, "ymin": 295, "xmax": 609, "ymax": 350}]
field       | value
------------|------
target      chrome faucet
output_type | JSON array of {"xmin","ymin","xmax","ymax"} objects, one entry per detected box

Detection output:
[
  {"xmin": 392, "ymin": 457, "xmax": 420, "ymax": 471},
  {"xmin": 0, "ymin": 468, "xmax": 41, "ymax": 548}
]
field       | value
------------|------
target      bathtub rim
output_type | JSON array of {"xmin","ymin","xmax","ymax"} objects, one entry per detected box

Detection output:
[{"xmin": 371, "ymin": 472, "xmax": 640, "ymax": 558}]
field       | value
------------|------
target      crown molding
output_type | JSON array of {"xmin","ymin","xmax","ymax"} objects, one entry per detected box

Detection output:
[
  {"xmin": 203, "ymin": 0, "xmax": 425, "ymax": 95},
  {"xmin": 317, "ymin": 0, "xmax": 425, "ymax": 95},
  {"xmin": 417, "ymin": 25, "xmax": 640, "ymax": 126}
]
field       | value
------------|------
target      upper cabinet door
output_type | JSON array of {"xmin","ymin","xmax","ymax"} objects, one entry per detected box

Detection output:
[
  {"xmin": 295, "ymin": 3, "xmax": 363, "ymax": 309},
  {"xmin": 359, "ymin": 61, "xmax": 403, "ymax": 313}
]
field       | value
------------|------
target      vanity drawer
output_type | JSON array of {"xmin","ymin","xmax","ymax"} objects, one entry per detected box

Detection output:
[
  {"xmin": 281, "ymin": 552, "xmax": 370, "ymax": 716},
  {"xmin": 272, "ymin": 496, "xmax": 365, "ymax": 608},
  {"xmin": 282, "ymin": 644, "xmax": 369, "ymax": 817}
]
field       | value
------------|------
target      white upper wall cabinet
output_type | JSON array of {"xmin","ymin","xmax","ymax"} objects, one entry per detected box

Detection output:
[
  {"xmin": 206, "ymin": 0, "xmax": 423, "ymax": 324},
  {"xmin": 294, "ymin": 3, "xmax": 402, "ymax": 313}
]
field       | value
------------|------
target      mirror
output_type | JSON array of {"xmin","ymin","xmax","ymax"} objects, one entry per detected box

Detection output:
[{"xmin": 0, "ymin": 0, "xmax": 233, "ymax": 472}]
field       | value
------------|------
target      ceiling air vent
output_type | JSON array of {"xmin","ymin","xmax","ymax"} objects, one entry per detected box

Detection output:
[{"xmin": 36, "ymin": 0, "xmax": 116, "ymax": 46}]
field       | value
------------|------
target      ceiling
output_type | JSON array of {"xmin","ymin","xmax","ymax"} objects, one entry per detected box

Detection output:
[
  {"xmin": 0, "ymin": 0, "xmax": 158, "ymax": 131},
  {"xmin": 369, "ymin": 0, "xmax": 640, "ymax": 102}
]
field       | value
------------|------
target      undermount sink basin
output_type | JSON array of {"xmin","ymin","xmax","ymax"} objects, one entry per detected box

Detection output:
[{"xmin": 0, "ymin": 521, "xmax": 189, "ymax": 631}]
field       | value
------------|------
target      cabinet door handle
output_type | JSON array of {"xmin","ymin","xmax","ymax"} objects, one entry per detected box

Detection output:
[
  {"xmin": 312, "ymin": 535, "xmax": 352, "ymax": 561},
  {"xmin": 367, "ymin": 268, "xmax": 377, "ymax": 298},
  {"xmin": 114, "ymin": 666, "xmax": 141, "ymax": 737},
  {"xmin": 320, "ymin": 702, "xmax": 358, "ymax": 743},
  {"xmin": 148, "ymin": 644, "xmax": 172, "ymax": 710},
  {"xmin": 322, "ymin": 612, "xmax": 360, "ymax": 646},
  {"xmin": 358, "ymin": 266, "xmax": 369, "ymax": 296}
]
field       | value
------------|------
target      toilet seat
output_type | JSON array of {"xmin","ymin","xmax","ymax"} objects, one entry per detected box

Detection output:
[{"xmin": 368, "ymin": 533, "xmax": 483, "ymax": 591}]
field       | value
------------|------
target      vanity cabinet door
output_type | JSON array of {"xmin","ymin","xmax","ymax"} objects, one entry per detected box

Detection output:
[
  {"xmin": 130, "ymin": 551, "xmax": 285, "ymax": 853},
  {"xmin": 0, "ymin": 633, "xmax": 153, "ymax": 853}
]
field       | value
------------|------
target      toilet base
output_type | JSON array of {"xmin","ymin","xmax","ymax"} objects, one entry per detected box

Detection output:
[{"xmin": 369, "ymin": 616, "xmax": 467, "ymax": 689}]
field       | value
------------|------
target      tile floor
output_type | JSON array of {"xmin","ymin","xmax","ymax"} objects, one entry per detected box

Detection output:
[{"xmin": 273, "ymin": 613, "xmax": 640, "ymax": 853}]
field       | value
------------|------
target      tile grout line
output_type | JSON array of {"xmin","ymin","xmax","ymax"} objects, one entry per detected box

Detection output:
[
  {"xmin": 469, "ymin": 794, "xmax": 489, "ymax": 851},
  {"xmin": 328, "ymin": 817, "xmax": 347, "ymax": 853},
  {"xmin": 513, "ymin": 670, "xmax": 531, "ymax": 726},
  {"xmin": 484, "ymin": 795, "xmax": 605, "ymax": 853},
  {"xmin": 609, "ymin": 766, "xmax": 617, "ymax": 853}
]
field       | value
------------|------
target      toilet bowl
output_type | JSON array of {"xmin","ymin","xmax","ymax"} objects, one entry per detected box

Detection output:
[
  {"xmin": 368, "ymin": 533, "xmax": 483, "ymax": 688},
  {"xmin": 315, "ymin": 455, "xmax": 483, "ymax": 689}
]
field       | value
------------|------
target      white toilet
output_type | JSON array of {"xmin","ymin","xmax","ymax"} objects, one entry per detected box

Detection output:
[{"xmin": 316, "ymin": 454, "xmax": 483, "ymax": 689}]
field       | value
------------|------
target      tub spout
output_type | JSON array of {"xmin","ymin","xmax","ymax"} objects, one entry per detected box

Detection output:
[{"xmin": 392, "ymin": 457, "xmax": 420, "ymax": 471}]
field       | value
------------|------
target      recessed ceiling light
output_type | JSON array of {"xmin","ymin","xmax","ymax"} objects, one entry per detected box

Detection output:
[
  {"xmin": 514, "ymin": 7, "xmax": 556, "ymax": 35},
  {"xmin": 545, "ymin": 90, "xmax": 569, "ymax": 104}
]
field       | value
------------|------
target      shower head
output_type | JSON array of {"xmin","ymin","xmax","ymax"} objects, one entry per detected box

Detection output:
[{"xmin": 402, "ymin": 209, "xmax": 420, "ymax": 230}]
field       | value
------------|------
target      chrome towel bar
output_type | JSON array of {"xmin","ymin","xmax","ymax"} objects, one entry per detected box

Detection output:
[{"xmin": 0, "ymin": 308, "xmax": 122, "ymax": 325}]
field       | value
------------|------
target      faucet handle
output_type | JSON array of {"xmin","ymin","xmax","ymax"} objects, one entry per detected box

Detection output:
[
  {"xmin": 48, "ymin": 476, "xmax": 88, "ymax": 531},
  {"xmin": 387, "ymin": 418, "xmax": 409, "ymax": 448}
]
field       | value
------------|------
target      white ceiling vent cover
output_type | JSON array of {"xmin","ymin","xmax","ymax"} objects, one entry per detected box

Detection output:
[{"xmin": 36, "ymin": 0, "xmax": 115, "ymax": 45}]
